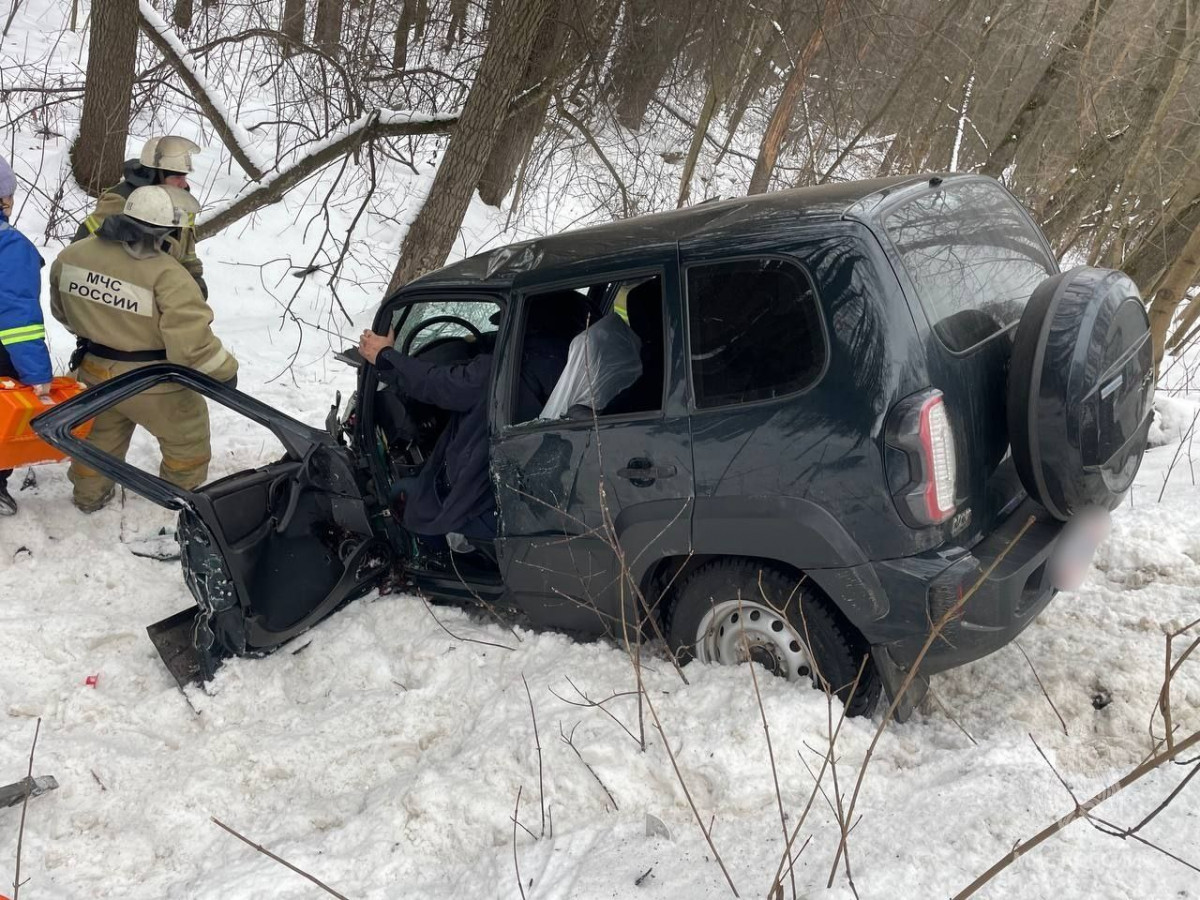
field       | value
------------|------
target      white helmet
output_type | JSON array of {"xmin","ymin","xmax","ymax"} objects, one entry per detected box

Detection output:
[
  {"xmin": 123, "ymin": 185, "xmax": 201, "ymax": 229},
  {"xmin": 139, "ymin": 135, "xmax": 201, "ymax": 174}
]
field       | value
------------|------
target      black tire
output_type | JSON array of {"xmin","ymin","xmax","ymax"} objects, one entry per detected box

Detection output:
[{"xmin": 665, "ymin": 559, "xmax": 881, "ymax": 717}]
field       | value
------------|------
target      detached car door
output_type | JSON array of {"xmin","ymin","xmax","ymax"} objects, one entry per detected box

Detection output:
[
  {"xmin": 33, "ymin": 365, "xmax": 389, "ymax": 684},
  {"xmin": 489, "ymin": 260, "xmax": 694, "ymax": 639}
]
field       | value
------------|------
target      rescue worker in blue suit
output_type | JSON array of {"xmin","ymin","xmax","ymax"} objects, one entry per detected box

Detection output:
[{"xmin": 0, "ymin": 154, "xmax": 53, "ymax": 516}]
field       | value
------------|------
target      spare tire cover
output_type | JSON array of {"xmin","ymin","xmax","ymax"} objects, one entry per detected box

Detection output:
[{"xmin": 1007, "ymin": 266, "xmax": 1154, "ymax": 521}]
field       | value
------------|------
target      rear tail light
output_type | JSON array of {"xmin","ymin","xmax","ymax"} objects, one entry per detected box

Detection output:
[{"xmin": 885, "ymin": 389, "xmax": 959, "ymax": 527}]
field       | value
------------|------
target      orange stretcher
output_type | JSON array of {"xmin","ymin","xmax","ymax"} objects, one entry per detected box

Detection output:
[{"xmin": 0, "ymin": 376, "xmax": 93, "ymax": 469}]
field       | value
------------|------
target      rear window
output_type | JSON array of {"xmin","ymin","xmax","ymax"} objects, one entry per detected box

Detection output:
[
  {"xmin": 883, "ymin": 180, "xmax": 1056, "ymax": 352},
  {"xmin": 686, "ymin": 258, "xmax": 825, "ymax": 408}
]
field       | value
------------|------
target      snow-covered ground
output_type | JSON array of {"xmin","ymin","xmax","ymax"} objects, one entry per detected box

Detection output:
[{"xmin": 3, "ymin": 3, "xmax": 1200, "ymax": 898}]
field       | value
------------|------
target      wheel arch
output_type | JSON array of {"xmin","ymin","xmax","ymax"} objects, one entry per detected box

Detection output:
[{"xmin": 640, "ymin": 552, "xmax": 885, "ymax": 649}]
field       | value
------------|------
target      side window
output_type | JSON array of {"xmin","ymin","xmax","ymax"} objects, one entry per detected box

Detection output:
[
  {"xmin": 884, "ymin": 180, "xmax": 1056, "ymax": 352},
  {"xmin": 511, "ymin": 275, "xmax": 665, "ymax": 424},
  {"xmin": 686, "ymin": 259, "xmax": 825, "ymax": 409}
]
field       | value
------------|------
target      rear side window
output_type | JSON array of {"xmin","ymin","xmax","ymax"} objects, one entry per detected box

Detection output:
[
  {"xmin": 686, "ymin": 258, "xmax": 825, "ymax": 409},
  {"xmin": 884, "ymin": 180, "xmax": 1056, "ymax": 352}
]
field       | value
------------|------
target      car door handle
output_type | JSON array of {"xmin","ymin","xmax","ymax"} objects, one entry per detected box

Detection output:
[{"xmin": 617, "ymin": 459, "xmax": 676, "ymax": 483}]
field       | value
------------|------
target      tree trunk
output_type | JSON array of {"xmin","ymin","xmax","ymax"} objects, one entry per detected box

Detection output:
[
  {"xmin": 173, "ymin": 0, "xmax": 193, "ymax": 31},
  {"xmin": 313, "ymin": 0, "xmax": 344, "ymax": 56},
  {"xmin": 1151, "ymin": 219, "xmax": 1200, "ymax": 369},
  {"xmin": 747, "ymin": 0, "xmax": 845, "ymax": 196},
  {"xmin": 476, "ymin": 6, "xmax": 565, "ymax": 207},
  {"xmin": 1087, "ymin": 0, "xmax": 1198, "ymax": 264},
  {"xmin": 388, "ymin": 0, "xmax": 555, "ymax": 292},
  {"xmin": 979, "ymin": 0, "xmax": 1117, "ymax": 179},
  {"xmin": 607, "ymin": 0, "xmax": 679, "ymax": 130},
  {"xmin": 71, "ymin": 0, "xmax": 139, "ymax": 195},
  {"xmin": 282, "ymin": 0, "xmax": 305, "ymax": 57},
  {"xmin": 392, "ymin": 0, "xmax": 415, "ymax": 68},
  {"xmin": 1125, "ymin": 151, "xmax": 1200, "ymax": 290},
  {"xmin": 677, "ymin": 81, "xmax": 719, "ymax": 208},
  {"xmin": 445, "ymin": 0, "xmax": 468, "ymax": 50}
]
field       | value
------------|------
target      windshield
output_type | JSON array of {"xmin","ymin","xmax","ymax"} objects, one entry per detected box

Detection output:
[{"xmin": 391, "ymin": 299, "xmax": 501, "ymax": 355}]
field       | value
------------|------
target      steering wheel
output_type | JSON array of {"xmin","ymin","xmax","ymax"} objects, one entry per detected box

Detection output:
[{"xmin": 401, "ymin": 315, "xmax": 483, "ymax": 356}]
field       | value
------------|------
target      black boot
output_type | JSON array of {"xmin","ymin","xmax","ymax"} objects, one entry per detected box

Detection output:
[{"xmin": 0, "ymin": 478, "xmax": 16, "ymax": 517}]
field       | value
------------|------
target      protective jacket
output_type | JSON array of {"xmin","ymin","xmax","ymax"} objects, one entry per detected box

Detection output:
[
  {"xmin": 73, "ymin": 159, "xmax": 206, "ymax": 297},
  {"xmin": 50, "ymin": 218, "xmax": 236, "ymax": 384},
  {"xmin": 0, "ymin": 208, "xmax": 52, "ymax": 385}
]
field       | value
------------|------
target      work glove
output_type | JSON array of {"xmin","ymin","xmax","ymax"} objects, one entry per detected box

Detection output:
[{"xmin": 32, "ymin": 384, "xmax": 53, "ymax": 406}]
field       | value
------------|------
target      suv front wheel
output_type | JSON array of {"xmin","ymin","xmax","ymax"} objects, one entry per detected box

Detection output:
[{"xmin": 666, "ymin": 559, "xmax": 881, "ymax": 717}]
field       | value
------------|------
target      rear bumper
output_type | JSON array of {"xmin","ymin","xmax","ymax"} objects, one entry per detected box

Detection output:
[{"xmin": 869, "ymin": 497, "xmax": 1064, "ymax": 676}]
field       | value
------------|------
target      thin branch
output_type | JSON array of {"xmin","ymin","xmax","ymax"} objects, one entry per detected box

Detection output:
[
  {"xmin": 512, "ymin": 786, "xmax": 527, "ymax": 900},
  {"xmin": 1015, "ymin": 641, "xmax": 1069, "ymax": 736},
  {"xmin": 211, "ymin": 817, "xmax": 350, "ymax": 900},
  {"xmin": 12, "ymin": 717, "xmax": 41, "ymax": 900},
  {"xmin": 953, "ymin": 727, "xmax": 1200, "ymax": 899},
  {"xmin": 419, "ymin": 595, "xmax": 517, "ymax": 652},
  {"xmin": 560, "ymin": 722, "xmax": 619, "ymax": 811},
  {"xmin": 521, "ymin": 674, "xmax": 546, "ymax": 838}
]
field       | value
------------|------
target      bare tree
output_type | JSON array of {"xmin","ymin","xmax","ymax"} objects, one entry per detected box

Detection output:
[
  {"xmin": 979, "ymin": 0, "xmax": 1118, "ymax": 178},
  {"xmin": 388, "ymin": 0, "xmax": 557, "ymax": 292},
  {"xmin": 476, "ymin": 4, "xmax": 567, "ymax": 207},
  {"xmin": 173, "ymin": 0, "xmax": 193, "ymax": 31},
  {"xmin": 313, "ymin": 0, "xmax": 344, "ymax": 56},
  {"xmin": 71, "ymin": 0, "xmax": 139, "ymax": 194},
  {"xmin": 282, "ymin": 0, "xmax": 305, "ymax": 56},
  {"xmin": 748, "ymin": 0, "xmax": 846, "ymax": 195}
]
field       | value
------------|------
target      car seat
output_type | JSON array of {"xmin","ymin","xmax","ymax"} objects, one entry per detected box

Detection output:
[
  {"xmin": 606, "ymin": 278, "xmax": 664, "ymax": 415},
  {"xmin": 514, "ymin": 290, "xmax": 596, "ymax": 423}
]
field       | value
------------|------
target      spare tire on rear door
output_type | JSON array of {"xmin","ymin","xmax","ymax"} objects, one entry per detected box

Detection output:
[{"xmin": 1007, "ymin": 266, "xmax": 1154, "ymax": 521}]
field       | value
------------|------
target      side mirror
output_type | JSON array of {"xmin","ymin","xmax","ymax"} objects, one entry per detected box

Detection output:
[{"xmin": 334, "ymin": 347, "xmax": 366, "ymax": 368}]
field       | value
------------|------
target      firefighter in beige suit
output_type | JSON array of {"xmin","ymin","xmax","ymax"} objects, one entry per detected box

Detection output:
[{"xmin": 51, "ymin": 185, "xmax": 238, "ymax": 512}]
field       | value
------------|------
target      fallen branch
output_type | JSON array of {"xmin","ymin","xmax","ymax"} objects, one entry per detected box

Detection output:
[
  {"xmin": 953, "ymin": 728, "xmax": 1200, "ymax": 899},
  {"xmin": 211, "ymin": 817, "xmax": 350, "ymax": 900},
  {"xmin": 195, "ymin": 109, "xmax": 459, "ymax": 239},
  {"xmin": 137, "ymin": 0, "xmax": 267, "ymax": 181}
]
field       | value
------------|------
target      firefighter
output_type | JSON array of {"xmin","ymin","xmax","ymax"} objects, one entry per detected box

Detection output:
[
  {"xmin": 73, "ymin": 136, "xmax": 207, "ymax": 298},
  {"xmin": 51, "ymin": 185, "xmax": 238, "ymax": 513},
  {"xmin": 0, "ymin": 154, "xmax": 54, "ymax": 515}
]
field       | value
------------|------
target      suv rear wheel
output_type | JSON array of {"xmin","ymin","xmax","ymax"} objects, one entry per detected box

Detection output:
[{"xmin": 665, "ymin": 559, "xmax": 881, "ymax": 717}]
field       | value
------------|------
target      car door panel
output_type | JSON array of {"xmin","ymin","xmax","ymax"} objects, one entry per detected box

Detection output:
[
  {"xmin": 33, "ymin": 364, "xmax": 388, "ymax": 682},
  {"xmin": 490, "ymin": 258, "xmax": 694, "ymax": 639}
]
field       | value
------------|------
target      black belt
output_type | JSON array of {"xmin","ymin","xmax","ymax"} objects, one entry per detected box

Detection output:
[{"xmin": 77, "ymin": 339, "xmax": 167, "ymax": 363}]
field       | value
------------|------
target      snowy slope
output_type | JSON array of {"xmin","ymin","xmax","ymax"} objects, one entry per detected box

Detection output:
[{"xmin": 2, "ymin": 2, "xmax": 1199, "ymax": 898}]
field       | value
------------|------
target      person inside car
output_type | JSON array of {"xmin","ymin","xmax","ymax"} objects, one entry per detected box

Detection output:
[
  {"xmin": 360, "ymin": 327, "xmax": 495, "ymax": 550},
  {"xmin": 358, "ymin": 295, "xmax": 591, "ymax": 550}
]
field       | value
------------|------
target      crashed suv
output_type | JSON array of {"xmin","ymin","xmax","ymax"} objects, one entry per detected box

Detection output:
[{"xmin": 37, "ymin": 174, "xmax": 1154, "ymax": 717}]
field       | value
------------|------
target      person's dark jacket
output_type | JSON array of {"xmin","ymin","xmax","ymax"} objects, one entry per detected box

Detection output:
[{"xmin": 377, "ymin": 347, "xmax": 494, "ymax": 537}]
